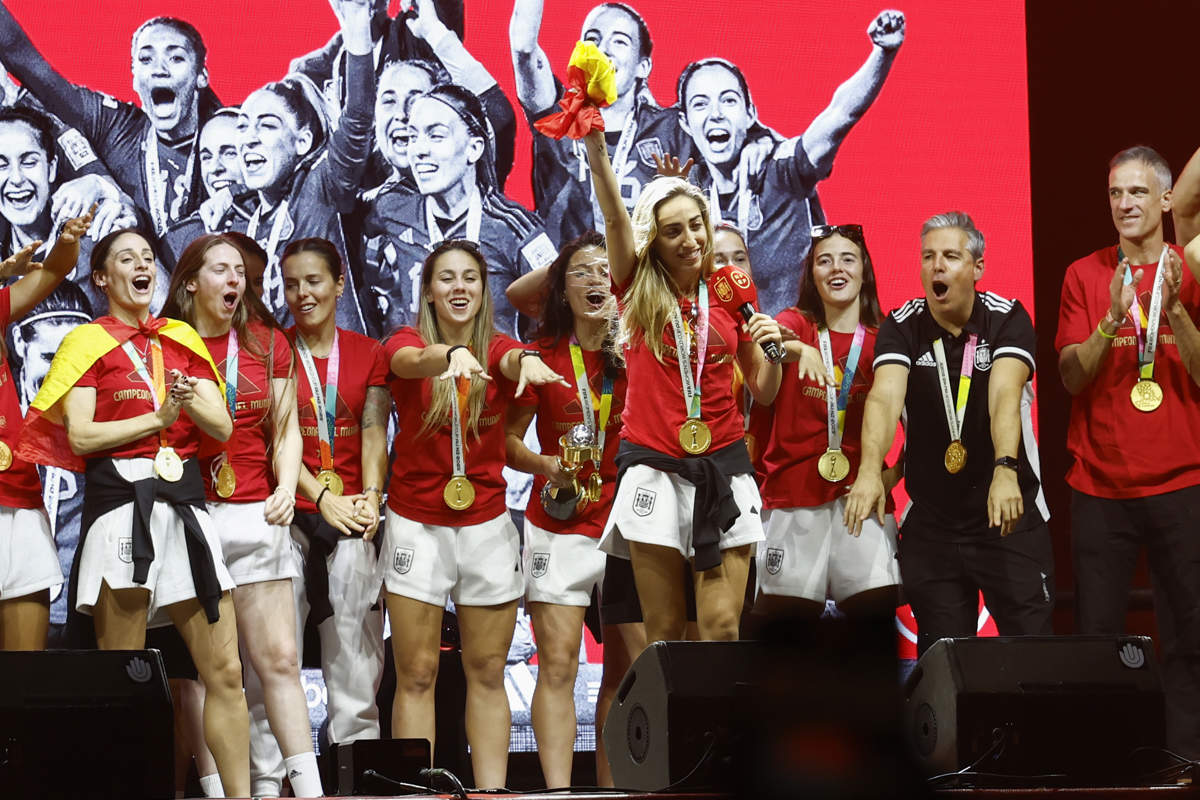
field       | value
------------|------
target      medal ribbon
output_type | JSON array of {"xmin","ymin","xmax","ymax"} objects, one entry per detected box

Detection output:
[
  {"xmin": 1120, "ymin": 245, "xmax": 1169, "ymax": 381},
  {"xmin": 707, "ymin": 170, "xmax": 753, "ymax": 234},
  {"xmin": 425, "ymin": 190, "xmax": 482, "ymax": 244},
  {"xmin": 295, "ymin": 333, "xmax": 340, "ymax": 472},
  {"xmin": 817, "ymin": 325, "xmax": 866, "ymax": 451},
  {"xmin": 932, "ymin": 334, "xmax": 977, "ymax": 444},
  {"xmin": 669, "ymin": 282, "xmax": 710, "ymax": 421},
  {"xmin": 221, "ymin": 327, "xmax": 239, "ymax": 469},
  {"xmin": 449, "ymin": 375, "xmax": 469, "ymax": 478},
  {"xmin": 144, "ymin": 131, "xmax": 195, "ymax": 235},
  {"xmin": 121, "ymin": 334, "xmax": 171, "ymax": 451},
  {"xmin": 247, "ymin": 198, "xmax": 291, "ymax": 313},
  {"xmin": 568, "ymin": 338, "xmax": 614, "ymax": 459},
  {"xmin": 585, "ymin": 110, "xmax": 637, "ymax": 233}
]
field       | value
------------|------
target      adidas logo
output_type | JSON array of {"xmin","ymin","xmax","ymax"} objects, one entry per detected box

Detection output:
[
  {"xmin": 915, "ymin": 351, "xmax": 936, "ymax": 367},
  {"xmin": 288, "ymin": 769, "xmax": 301, "ymax": 779}
]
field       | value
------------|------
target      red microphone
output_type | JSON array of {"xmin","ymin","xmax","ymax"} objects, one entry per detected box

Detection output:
[{"xmin": 708, "ymin": 265, "xmax": 783, "ymax": 363}]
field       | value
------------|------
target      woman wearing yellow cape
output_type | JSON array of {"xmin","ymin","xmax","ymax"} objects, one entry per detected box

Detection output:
[{"xmin": 18, "ymin": 227, "xmax": 250, "ymax": 797}]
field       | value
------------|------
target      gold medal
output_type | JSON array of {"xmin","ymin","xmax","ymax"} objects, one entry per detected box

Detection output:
[
  {"xmin": 216, "ymin": 461, "xmax": 237, "ymax": 498},
  {"xmin": 944, "ymin": 440, "xmax": 967, "ymax": 475},
  {"xmin": 443, "ymin": 475, "xmax": 476, "ymax": 510},
  {"xmin": 0, "ymin": 441, "xmax": 11, "ymax": 472},
  {"xmin": 817, "ymin": 448, "xmax": 851, "ymax": 483},
  {"xmin": 679, "ymin": 419, "xmax": 712, "ymax": 454},
  {"xmin": 316, "ymin": 469, "xmax": 344, "ymax": 496},
  {"xmin": 154, "ymin": 447, "xmax": 184, "ymax": 482},
  {"xmin": 1131, "ymin": 379, "xmax": 1163, "ymax": 412},
  {"xmin": 587, "ymin": 471, "xmax": 603, "ymax": 503}
]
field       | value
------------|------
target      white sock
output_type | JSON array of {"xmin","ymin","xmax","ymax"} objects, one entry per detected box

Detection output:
[
  {"xmin": 251, "ymin": 779, "xmax": 281, "ymax": 798},
  {"xmin": 198, "ymin": 773, "xmax": 225, "ymax": 798},
  {"xmin": 284, "ymin": 751, "xmax": 324, "ymax": 797}
]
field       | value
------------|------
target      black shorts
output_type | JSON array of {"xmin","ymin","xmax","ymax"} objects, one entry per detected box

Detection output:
[{"xmin": 598, "ymin": 555, "xmax": 697, "ymax": 626}]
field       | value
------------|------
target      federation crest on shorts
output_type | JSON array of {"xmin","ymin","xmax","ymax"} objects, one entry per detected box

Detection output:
[
  {"xmin": 632, "ymin": 487, "xmax": 656, "ymax": 517},
  {"xmin": 393, "ymin": 547, "xmax": 414, "ymax": 575},
  {"xmin": 531, "ymin": 552, "xmax": 550, "ymax": 578},
  {"xmin": 765, "ymin": 547, "xmax": 785, "ymax": 575},
  {"xmin": 974, "ymin": 342, "xmax": 993, "ymax": 371},
  {"xmin": 118, "ymin": 537, "xmax": 133, "ymax": 564}
]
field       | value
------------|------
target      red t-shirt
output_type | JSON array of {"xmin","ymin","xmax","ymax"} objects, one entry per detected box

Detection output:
[
  {"xmin": 614, "ymin": 279, "xmax": 750, "ymax": 457},
  {"xmin": 201, "ymin": 324, "xmax": 293, "ymax": 502},
  {"xmin": 384, "ymin": 328, "xmax": 522, "ymax": 526},
  {"xmin": 1056, "ymin": 244, "xmax": 1200, "ymax": 498},
  {"xmin": 760, "ymin": 309, "xmax": 889, "ymax": 510},
  {"xmin": 0, "ymin": 287, "xmax": 43, "ymax": 508},
  {"xmin": 290, "ymin": 327, "xmax": 390, "ymax": 514},
  {"xmin": 516, "ymin": 337, "xmax": 627, "ymax": 538},
  {"xmin": 75, "ymin": 318, "xmax": 220, "ymax": 461}
]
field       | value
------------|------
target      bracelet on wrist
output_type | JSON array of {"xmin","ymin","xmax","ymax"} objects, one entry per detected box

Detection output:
[
  {"xmin": 446, "ymin": 344, "xmax": 468, "ymax": 364},
  {"xmin": 316, "ymin": 486, "xmax": 329, "ymax": 509},
  {"xmin": 518, "ymin": 349, "xmax": 542, "ymax": 363},
  {"xmin": 1096, "ymin": 319, "xmax": 1117, "ymax": 340}
]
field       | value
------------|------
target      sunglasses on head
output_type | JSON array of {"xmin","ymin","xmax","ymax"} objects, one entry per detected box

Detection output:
[{"xmin": 811, "ymin": 224, "xmax": 864, "ymax": 241}]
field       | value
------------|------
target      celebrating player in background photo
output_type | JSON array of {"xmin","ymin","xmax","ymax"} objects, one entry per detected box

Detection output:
[
  {"xmin": 279, "ymin": 237, "xmax": 390, "ymax": 794},
  {"xmin": 846, "ymin": 212, "xmax": 1053, "ymax": 656},
  {"xmin": 676, "ymin": 9, "xmax": 905, "ymax": 314},
  {"xmin": 382, "ymin": 240, "xmax": 568, "ymax": 788},
  {"xmin": 160, "ymin": 235, "xmax": 323, "ymax": 798},
  {"xmin": 756, "ymin": 224, "xmax": 901, "ymax": 620},
  {"xmin": 361, "ymin": 84, "xmax": 556, "ymax": 338},
  {"xmin": 17, "ymin": 226, "xmax": 250, "ymax": 795},
  {"xmin": 0, "ymin": 210, "xmax": 93, "ymax": 651},
  {"xmin": 1056, "ymin": 146, "xmax": 1200, "ymax": 759},
  {"xmin": 511, "ymin": 0, "xmax": 694, "ymax": 245},
  {"xmin": 0, "ymin": 7, "xmax": 221, "ymax": 240}
]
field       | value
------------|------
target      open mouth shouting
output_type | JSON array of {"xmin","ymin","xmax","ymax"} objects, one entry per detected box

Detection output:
[
  {"xmin": 242, "ymin": 151, "xmax": 268, "ymax": 179},
  {"xmin": 131, "ymin": 274, "xmax": 154, "ymax": 296},
  {"xmin": 447, "ymin": 295, "xmax": 472, "ymax": 313},
  {"xmin": 705, "ymin": 126, "xmax": 733, "ymax": 153},
  {"xmin": 931, "ymin": 279, "xmax": 950, "ymax": 302},
  {"xmin": 585, "ymin": 289, "xmax": 609, "ymax": 309},
  {"xmin": 2, "ymin": 185, "xmax": 38, "ymax": 213},
  {"xmin": 149, "ymin": 86, "xmax": 179, "ymax": 120},
  {"xmin": 222, "ymin": 290, "xmax": 239, "ymax": 311}
]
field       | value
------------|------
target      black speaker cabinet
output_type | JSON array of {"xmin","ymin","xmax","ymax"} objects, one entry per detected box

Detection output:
[
  {"xmin": 602, "ymin": 640, "xmax": 766, "ymax": 791},
  {"xmin": 904, "ymin": 636, "xmax": 1164, "ymax": 785},
  {"xmin": 0, "ymin": 649, "xmax": 174, "ymax": 798}
]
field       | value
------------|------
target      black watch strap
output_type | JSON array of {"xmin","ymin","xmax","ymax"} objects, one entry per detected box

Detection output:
[
  {"xmin": 518, "ymin": 349, "xmax": 542, "ymax": 361},
  {"xmin": 993, "ymin": 456, "xmax": 1020, "ymax": 471}
]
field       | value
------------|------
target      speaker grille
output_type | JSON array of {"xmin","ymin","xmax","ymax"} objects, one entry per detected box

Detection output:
[{"xmin": 627, "ymin": 704, "xmax": 650, "ymax": 764}]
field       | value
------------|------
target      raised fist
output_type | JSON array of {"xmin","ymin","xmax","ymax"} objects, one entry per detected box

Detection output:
[{"xmin": 868, "ymin": 9, "xmax": 906, "ymax": 52}]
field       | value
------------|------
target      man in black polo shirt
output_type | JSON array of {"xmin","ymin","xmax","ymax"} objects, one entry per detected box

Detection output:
[{"xmin": 845, "ymin": 211, "xmax": 1054, "ymax": 655}]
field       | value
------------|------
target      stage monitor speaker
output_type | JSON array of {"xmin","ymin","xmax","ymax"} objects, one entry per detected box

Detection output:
[
  {"xmin": 904, "ymin": 635, "xmax": 1164, "ymax": 785},
  {"xmin": 602, "ymin": 640, "xmax": 766, "ymax": 791},
  {"xmin": 0, "ymin": 649, "xmax": 173, "ymax": 798},
  {"xmin": 336, "ymin": 737, "xmax": 431, "ymax": 795}
]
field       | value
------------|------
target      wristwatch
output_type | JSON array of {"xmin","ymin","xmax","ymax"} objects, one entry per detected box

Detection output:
[
  {"xmin": 518, "ymin": 349, "xmax": 542, "ymax": 362},
  {"xmin": 993, "ymin": 456, "xmax": 1020, "ymax": 471}
]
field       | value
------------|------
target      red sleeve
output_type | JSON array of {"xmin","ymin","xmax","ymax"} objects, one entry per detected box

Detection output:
[
  {"xmin": 366, "ymin": 340, "xmax": 389, "ymax": 387},
  {"xmin": 0, "ymin": 286, "xmax": 10, "ymax": 328},
  {"xmin": 775, "ymin": 307, "xmax": 813, "ymax": 340},
  {"xmin": 383, "ymin": 326, "xmax": 425, "ymax": 361},
  {"xmin": 271, "ymin": 328, "xmax": 294, "ymax": 379},
  {"xmin": 189, "ymin": 346, "xmax": 220, "ymax": 384},
  {"xmin": 1055, "ymin": 259, "xmax": 1094, "ymax": 352},
  {"xmin": 488, "ymin": 332, "xmax": 523, "ymax": 370},
  {"xmin": 76, "ymin": 359, "xmax": 99, "ymax": 388}
]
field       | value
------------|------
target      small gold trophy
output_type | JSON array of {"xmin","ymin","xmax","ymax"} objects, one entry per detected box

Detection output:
[{"xmin": 541, "ymin": 424, "xmax": 598, "ymax": 520}]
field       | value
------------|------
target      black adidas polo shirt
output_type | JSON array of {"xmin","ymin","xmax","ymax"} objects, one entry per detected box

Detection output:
[{"xmin": 874, "ymin": 291, "xmax": 1048, "ymax": 539}]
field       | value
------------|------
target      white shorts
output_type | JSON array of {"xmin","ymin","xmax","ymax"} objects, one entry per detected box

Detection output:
[
  {"xmin": 381, "ymin": 509, "xmax": 523, "ymax": 607},
  {"xmin": 756, "ymin": 498, "xmax": 900, "ymax": 604},
  {"xmin": 76, "ymin": 459, "xmax": 235, "ymax": 628},
  {"xmin": 599, "ymin": 466, "xmax": 765, "ymax": 560},
  {"xmin": 523, "ymin": 522, "xmax": 606, "ymax": 607},
  {"xmin": 209, "ymin": 500, "xmax": 300, "ymax": 586},
  {"xmin": 0, "ymin": 506, "xmax": 62, "ymax": 600}
]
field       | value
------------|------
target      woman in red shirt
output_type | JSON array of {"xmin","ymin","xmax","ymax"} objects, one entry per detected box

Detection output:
[
  {"xmin": 582, "ymin": 129, "xmax": 783, "ymax": 646},
  {"xmin": 757, "ymin": 224, "xmax": 901, "ymax": 619},
  {"xmin": 161, "ymin": 234, "xmax": 322, "ymax": 797},
  {"xmin": 383, "ymin": 239, "xmax": 565, "ymax": 789},
  {"xmin": 0, "ymin": 214, "xmax": 93, "ymax": 650},
  {"xmin": 19, "ymin": 227, "xmax": 248, "ymax": 796},
  {"xmin": 282, "ymin": 237, "xmax": 390, "ymax": 790},
  {"xmin": 504, "ymin": 231, "xmax": 635, "ymax": 788}
]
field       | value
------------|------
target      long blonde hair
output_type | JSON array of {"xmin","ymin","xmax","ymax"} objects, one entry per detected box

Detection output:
[
  {"xmin": 620, "ymin": 177, "xmax": 715, "ymax": 361},
  {"xmin": 416, "ymin": 240, "xmax": 494, "ymax": 439}
]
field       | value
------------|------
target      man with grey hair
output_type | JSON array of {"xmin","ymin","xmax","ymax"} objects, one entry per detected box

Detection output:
[
  {"xmin": 846, "ymin": 211, "xmax": 1053, "ymax": 655},
  {"xmin": 1056, "ymin": 145, "xmax": 1200, "ymax": 758}
]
